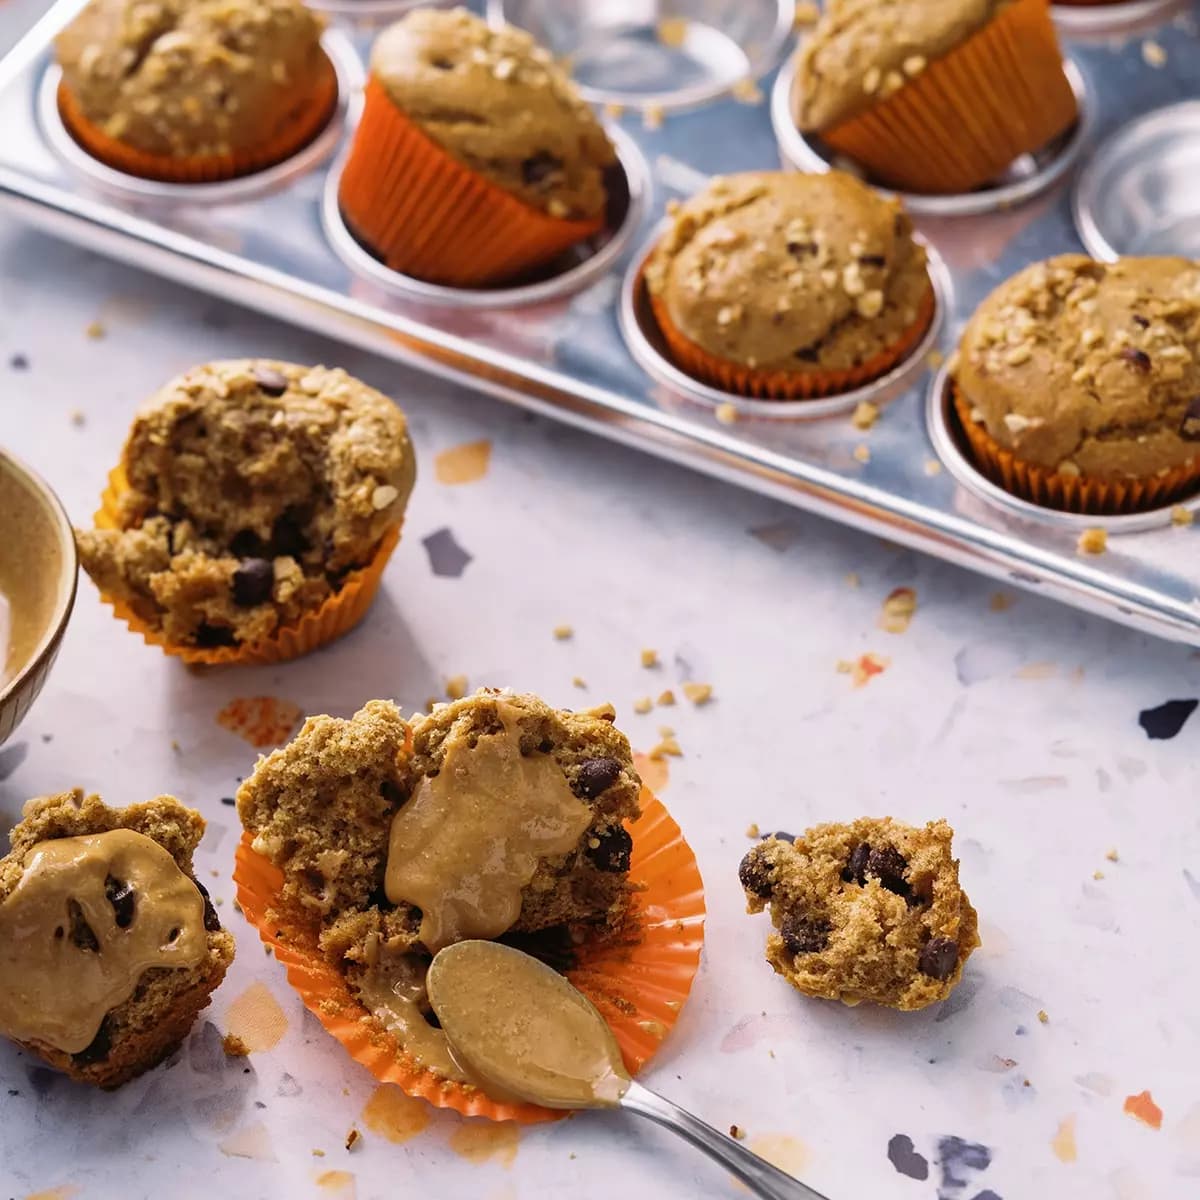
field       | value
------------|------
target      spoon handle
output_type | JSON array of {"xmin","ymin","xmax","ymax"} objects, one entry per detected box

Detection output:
[{"xmin": 620, "ymin": 1080, "xmax": 832, "ymax": 1200}]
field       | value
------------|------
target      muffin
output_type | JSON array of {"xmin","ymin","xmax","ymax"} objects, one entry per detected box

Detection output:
[
  {"xmin": 76, "ymin": 360, "xmax": 416, "ymax": 664},
  {"xmin": 739, "ymin": 818, "xmax": 978, "ymax": 1010},
  {"xmin": 0, "ymin": 789, "xmax": 235, "ymax": 1087},
  {"xmin": 55, "ymin": 0, "xmax": 336, "ymax": 183},
  {"xmin": 644, "ymin": 171, "xmax": 934, "ymax": 400},
  {"xmin": 236, "ymin": 690, "xmax": 642, "ymax": 1093},
  {"xmin": 794, "ymin": 0, "xmax": 1077, "ymax": 194},
  {"xmin": 338, "ymin": 7, "xmax": 617, "ymax": 286},
  {"xmin": 952, "ymin": 255, "xmax": 1200, "ymax": 514}
]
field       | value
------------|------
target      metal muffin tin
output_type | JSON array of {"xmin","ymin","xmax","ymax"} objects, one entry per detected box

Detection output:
[{"xmin": 1, "ymin": 0, "xmax": 1199, "ymax": 644}]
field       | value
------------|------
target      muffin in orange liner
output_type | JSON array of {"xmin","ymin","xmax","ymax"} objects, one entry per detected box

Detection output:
[
  {"xmin": 233, "ymin": 788, "xmax": 706, "ymax": 1124},
  {"xmin": 337, "ymin": 9, "xmax": 616, "ymax": 287},
  {"xmin": 644, "ymin": 170, "xmax": 936, "ymax": 401},
  {"xmin": 796, "ymin": 0, "xmax": 1078, "ymax": 195}
]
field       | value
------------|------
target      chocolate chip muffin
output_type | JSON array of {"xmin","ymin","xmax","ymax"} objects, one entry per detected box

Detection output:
[
  {"xmin": 55, "ymin": 0, "xmax": 336, "ymax": 182},
  {"xmin": 0, "ymin": 789, "xmax": 234, "ymax": 1088},
  {"xmin": 739, "ymin": 817, "xmax": 978, "ymax": 1010},
  {"xmin": 76, "ymin": 360, "xmax": 415, "ymax": 660},
  {"xmin": 953, "ymin": 255, "xmax": 1200, "ymax": 513},
  {"xmin": 237, "ymin": 690, "xmax": 641, "ymax": 1084},
  {"xmin": 644, "ymin": 171, "xmax": 933, "ymax": 399}
]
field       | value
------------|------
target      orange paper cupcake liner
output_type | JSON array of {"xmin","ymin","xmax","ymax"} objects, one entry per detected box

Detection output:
[
  {"xmin": 92, "ymin": 466, "xmax": 399, "ymax": 665},
  {"xmin": 818, "ymin": 0, "xmax": 1078, "ymax": 195},
  {"xmin": 338, "ymin": 78, "xmax": 604, "ymax": 287},
  {"xmin": 648, "ymin": 273, "xmax": 935, "ymax": 400},
  {"xmin": 57, "ymin": 55, "xmax": 337, "ymax": 184},
  {"xmin": 952, "ymin": 386, "xmax": 1200, "ymax": 514},
  {"xmin": 233, "ymin": 787, "xmax": 706, "ymax": 1124}
]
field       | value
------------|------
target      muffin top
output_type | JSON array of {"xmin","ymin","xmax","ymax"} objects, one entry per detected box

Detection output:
[
  {"xmin": 56, "ymin": 0, "xmax": 329, "ymax": 159},
  {"xmin": 954, "ymin": 255, "xmax": 1200, "ymax": 481},
  {"xmin": 796, "ymin": 0, "xmax": 1002, "ymax": 131},
  {"xmin": 645, "ymin": 171, "xmax": 931, "ymax": 373},
  {"xmin": 370, "ymin": 7, "xmax": 615, "ymax": 220}
]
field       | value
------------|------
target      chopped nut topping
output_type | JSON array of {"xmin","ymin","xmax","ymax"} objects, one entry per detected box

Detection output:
[
  {"xmin": 862, "ymin": 66, "xmax": 881, "ymax": 94},
  {"xmin": 903, "ymin": 55, "xmax": 927, "ymax": 77},
  {"xmin": 856, "ymin": 289, "xmax": 884, "ymax": 319},
  {"xmin": 1004, "ymin": 344, "xmax": 1033, "ymax": 366}
]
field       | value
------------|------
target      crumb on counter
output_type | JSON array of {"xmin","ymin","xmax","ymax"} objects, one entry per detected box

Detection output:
[
  {"xmin": 1093, "ymin": 870, "xmax": 1104, "ymax": 881},
  {"xmin": 745, "ymin": 823, "xmax": 760, "ymax": 839},
  {"xmin": 730, "ymin": 1124, "xmax": 747, "ymax": 1140},
  {"xmin": 793, "ymin": 1, "xmax": 820, "ymax": 27},
  {"xmin": 1171, "ymin": 506, "xmax": 1194, "ymax": 527},
  {"xmin": 853, "ymin": 444, "xmax": 871, "ymax": 464},
  {"xmin": 1077, "ymin": 528, "xmax": 1107, "ymax": 556},
  {"xmin": 69, "ymin": 408, "xmax": 86, "ymax": 427},
  {"xmin": 85, "ymin": 320, "xmax": 106, "ymax": 340},
  {"xmin": 649, "ymin": 735, "xmax": 682, "ymax": 760},
  {"xmin": 312, "ymin": 1149, "xmax": 325, "ymax": 1158},
  {"xmin": 851, "ymin": 401, "xmax": 879, "ymax": 431},
  {"xmin": 731, "ymin": 77, "xmax": 763, "ymax": 105},
  {"xmin": 641, "ymin": 648, "xmax": 659, "ymax": 668},
  {"xmin": 633, "ymin": 697, "xmax": 653, "ymax": 715},
  {"xmin": 572, "ymin": 676, "xmax": 587, "ymax": 689},
  {"xmin": 345, "ymin": 1129, "xmax": 361, "ymax": 1152},
  {"xmin": 1106, "ymin": 848, "xmax": 1119, "ymax": 862},
  {"xmin": 682, "ymin": 682, "xmax": 713, "ymax": 706},
  {"xmin": 445, "ymin": 675, "xmax": 468, "ymax": 700},
  {"xmin": 553, "ymin": 624, "xmax": 574, "ymax": 640},
  {"xmin": 1142, "ymin": 39, "xmax": 1166, "ymax": 67},
  {"xmin": 1037, "ymin": 1009, "xmax": 1049, "ymax": 1025},
  {"xmin": 923, "ymin": 459, "xmax": 942, "ymax": 476},
  {"xmin": 657, "ymin": 689, "xmax": 676, "ymax": 706},
  {"xmin": 715, "ymin": 402, "xmax": 739, "ymax": 426},
  {"xmin": 222, "ymin": 1034, "xmax": 251, "ymax": 1058}
]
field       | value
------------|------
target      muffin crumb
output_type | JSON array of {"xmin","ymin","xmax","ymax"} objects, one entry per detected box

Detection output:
[
  {"xmin": 851, "ymin": 401, "xmax": 879, "ymax": 431},
  {"xmin": 554, "ymin": 624, "xmax": 574, "ymax": 640},
  {"xmin": 1077, "ymin": 528, "xmax": 1107, "ymax": 556},
  {"xmin": 445, "ymin": 675, "xmax": 469, "ymax": 700},
  {"xmin": 682, "ymin": 682, "xmax": 713, "ymax": 706},
  {"xmin": 1171, "ymin": 506, "xmax": 1194, "ymax": 527},
  {"xmin": 640, "ymin": 649, "xmax": 659, "ymax": 669},
  {"xmin": 633, "ymin": 697, "xmax": 653, "ymax": 715},
  {"xmin": 657, "ymin": 690, "xmax": 676, "ymax": 707}
]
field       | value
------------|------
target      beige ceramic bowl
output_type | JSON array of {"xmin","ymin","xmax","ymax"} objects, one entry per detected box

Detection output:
[{"xmin": 0, "ymin": 450, "xmax": 77, "ymax": 746}]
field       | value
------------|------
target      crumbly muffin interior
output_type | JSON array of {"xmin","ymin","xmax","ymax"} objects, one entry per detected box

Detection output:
[{"xmin": 739, "ymin": 817, "xmax": 978, "ymax": 1011}]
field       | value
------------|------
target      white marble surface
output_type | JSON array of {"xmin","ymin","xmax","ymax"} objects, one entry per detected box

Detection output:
[{"xmin": 3, "ymin": 13, "xmax": 1200, "ymax": 1200}]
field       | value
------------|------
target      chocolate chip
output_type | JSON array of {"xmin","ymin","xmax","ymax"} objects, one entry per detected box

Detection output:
[
  {"xmin": 430, "ymin": 57, "xmax": 453, "ymax": 71},
  {"xmin": 866, "ymin": 846, "xmax": 911, "ymax": 896},
  {"xmin": 422, "ymin": 1008, "xmax": 442, "ymax": 1028},
  {"xmin": 738, "ymin": 845, "xmax": 777, "ymax": 899},
  {"xmin": 763, "ymin": 831, "xmax": 796, "ymax": 844},
  {"xmin": 230, "ymin": 529, "xmax": 264, "ymax": 558},
  {"xmin": 72, "ymin": 1018, "xmax": 113, "ymax": 1065},
  {"xmin": 842, "ymin": 842, "xmax": 871, "ymax": 884},
  {"xmin": 779, "ymin": 914, "xmax": 828, "ymax": 955},
  {"xmin": 252, "ymin": 365, "xmax": 289, "ymax": 396},
  {"xmin": 232, "ymin": 558, "xmax": 274, "ymax": 607},
  {"xmin": 194, "ymin": 880, "xmax": 221, "ymax": 933},
  {"xmin": 194, "ymin": 624, "xmax": 236, "ymax": 648},
  {"xmin": 918, "ymin": 937, "xmax": 959, "ymax": 980},
  {"xmin": 793, "ymin": 346, "xmax": 820, "ymax": 363},
  {"xmin": 366, "ymin": 883, "xmax": 395, "ymax": 912},
  {"xmin": 786, "ymin": 240, "xmax": 817, "ymax": 258},
  {"xmin": 67, "ymin": 899, "xmax": 99, "ymax": 952},
  {"xmin": 586, "ymin": 825, "xmax": 632, "ymax": 873},
  {"xmin": 104, "ymin": 875, "xmax": 135, "ymax": 929},
  {"xmin": 1131, "ymin": 314, "xmax": 1150, "ymax": 329},
  {"xmin": 1119, "ymin": 346, "xmax": 1151, "ymax": 372},
  {"xmin": 521, "ymin": 151, "xmax": 563, "ymax": 187},
  {"xmin": 1181, "ymin": 398, "xmax": 1200, "ymax": 441},
  {"xmin": 858, "ymin": 254, "xmax": 887, "ymax": 268},
  {"xmin": 270, "ymin": 509, "xmax": 309, "ymax": 558},
  {"xmin": 575, "ymin": 757, "xmax": 623, "ymax": 799},
  {"xmin": 380, "ymin": 779, "xmax": 405, "ymax": 806}
]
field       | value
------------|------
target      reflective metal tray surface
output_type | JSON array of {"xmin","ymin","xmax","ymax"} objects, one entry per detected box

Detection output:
[{"xmin": 1, "ymin": 0, "xmax": 1199, "ymax": 643}]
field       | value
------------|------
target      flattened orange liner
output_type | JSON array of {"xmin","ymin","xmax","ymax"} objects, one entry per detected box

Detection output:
[
  {"xmin": 952, "ymin": 385, "xmax": 1200, "ymax": 515},
  {"xmin": 233, "ymin": 788, "xmax": 705, "ymax": 1124},
  {"xmin": 815, "ymin": 0, "xmax": 1078, "ymax": 195},
  {"xmin": 57, "ymin": 54, "xmax": 337, "ymax": 184},
  {"xmin": 338, "ymin": 78, "xmax": 603, "ymax": 287},
  {"xmin": 648, "ymin": 273, "xmax": 935, "ymax": 400},
  {"xmin": 91, "ymin": 466, "xmax": 399, "ymax": 665}
]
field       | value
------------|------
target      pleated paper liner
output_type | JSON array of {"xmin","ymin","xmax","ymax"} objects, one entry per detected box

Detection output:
[
  {"xmin": 91, "ymin": 466, "xmax": 400, "ymax": 665},
  {"xmin": 233, "ymin": 787, "xmax": 706, "ymax": 1124},
  {"xmin": 648, "ymin": 275, "xmax": 935, "ymax": 400},
  {"xmin": 57, "ymin": 54, "xmax": 338, "ymax": 184},
  {"xmin": 951, "ymin": 385, "xmax": 1200, "ymax": 515},
  {"xmin": 338, "ymin": 78, "xmax": 604, "ymax": 287},
  {"xmin": 814, "ymin": 0, "xmax": 1078, "ymax": 195}
]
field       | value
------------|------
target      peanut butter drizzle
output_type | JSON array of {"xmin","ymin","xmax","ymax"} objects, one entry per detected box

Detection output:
[
  {"xmin": 0, "ymin": 829, "xmax": 207, "ymax": 1053},
  {"xmin": 384, "ymin": 703, "xmax": 593, "ymax": 952}
]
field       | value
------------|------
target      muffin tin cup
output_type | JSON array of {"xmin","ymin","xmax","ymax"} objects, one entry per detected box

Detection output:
[
  {"xmin": 1073, "ymin": 100, "xmax": 1200, "ymax": 261},
  {"xmin": 487, "ymin": 0, "xmax": 795, "ymax": 112},
  {"xmin": 619, "ymin": 225, "xmax": 952, "ymax": 421},
  {"xmin": 36, "ymin": 29, "xmax": 363, "ymax": 208},
  {"xmin": 770, "ymin": 54, "xmax": 1093, "ymax": 219},
  {"xmin": 1052, "ymin": 0, "xmax": 1189, "ymax": 37},
  {"xmin": 925, "ymin": 364, "xmax": 1200, "ymax": 533},
  {"xmin": 322, "ymin": 123, "xmax": 650, "ymax": 310}
]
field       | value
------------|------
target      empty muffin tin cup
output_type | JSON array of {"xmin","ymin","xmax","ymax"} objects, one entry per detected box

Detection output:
[
  {"xmin": 488, "ymin": 0, "xmax": 795, "ymax": 111},
  {"xmin": 37, "ymin": 29, "xmax": 362, "ymax": 208},
  {"xmin": 1074, "ymin": 100, "xmax": 1200, "ymax": 261},
  {"xmin": 771, "ymin": 54, "xmax": 1092, "ymax": 218},
  {"xmin": 323, "ymin": 124, "xmax": 649, "ymax": 309},
  {"xmin": 619, "ymin": 224, "xmax": 952, "ymax": 421},
  {"xmin": 925, "ymin": 364, "xmax": 1200, "ymax": 532},
  {"xmin": 1052, "ymin": 0, "xmax": 1188, "ymax": 37}
]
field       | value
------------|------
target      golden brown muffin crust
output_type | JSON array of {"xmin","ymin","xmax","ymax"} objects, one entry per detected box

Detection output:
[
  {"xmin": 645, "ymin": 171, "xmax": 931, "ymax": 372},
  {"xmin": 954, "ymin": 255, "xmax": 1200, "ymax": 482},
  {"xmin": 369, "ymin": 8, "xmax": 615, "ymax": 220},
  {"xmin": 55, "ymin": 0, "xmax": 329, "ymax": 159}
]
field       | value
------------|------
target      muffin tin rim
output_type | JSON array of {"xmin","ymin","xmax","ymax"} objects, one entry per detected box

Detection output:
[
  {"xmin": 618, "ymin": 221, "xmax": 953, "ymax": 422},
  {"xmin": 925, "ymin": 363, "xmax": 1200, "ymax": 534},
  {"xmin": 35, "ymin": 27, "xmax": 363, "ymax": 208},
  {"xmin": 770, "ymin": 53, "xmax": 1093, "ymax": 219},
  {"xmin": 320, "ymin": 122, "xmax": 650, "ymax": 310},
  {"xmin": 1050, "ymin": 0, "xmax": 1188, "ymax": 35}
]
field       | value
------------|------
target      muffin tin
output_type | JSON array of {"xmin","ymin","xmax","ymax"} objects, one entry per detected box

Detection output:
[{"xmin": 0, "ymin": 0, "xmax": 1198, "ymax": 643}]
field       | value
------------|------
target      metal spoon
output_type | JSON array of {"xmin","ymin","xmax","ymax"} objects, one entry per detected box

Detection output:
[{"xmin": 427, "ymin": 942, "xmax": 832, "ymax": 1200}]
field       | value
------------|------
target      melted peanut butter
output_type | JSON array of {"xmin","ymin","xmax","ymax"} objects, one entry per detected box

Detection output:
[
  {"xmin": 427, "ymin": 940, "xmax": 630, "ymax": 1110},
  {"xmin": 385, "ymin": 703, "xmax": 593, "ymax": 952},
  {"xmin": 0, "ymin": 829, "xmax": 207, "ymax": 1053}
]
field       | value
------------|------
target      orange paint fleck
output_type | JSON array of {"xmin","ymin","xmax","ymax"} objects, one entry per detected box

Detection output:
[
  {"xmin": 449, "ymin": 1120, "xmax": 520, "ymax": 1166},
  {"xmin": 223, "ymin": 982, "xmax": 289, "ymax": 1052},
  {"xmin": 361, "ymin": 1085, "xmax": 430, "ymax": 1144},
  {"xmin": 1051, "ymin": 1114, "xmax": 1077, "ymax": 1163},
  {"xmin": 878, "ymin": 587, "xmax": 917, "ymax": 634},
  {"xmin": 845, "ymin": 652, "xmax": 889, "ymax": 687},
  {"xmin": 1124, "ymin": 1090, "xmax": 1163, "ymax": 1129},
  {"xmin": 435, "ymin": 439, "xmax": 492, "ymax": 485},
  {"xmin": 633, "ymin": 751, "xmax": 669, "ymax": 792},
  {"xmin": 216, "ymin": 696, "xmax": 302, "ymax": 748},
  {"xmin": 314, "ymin": 1170, "xmax": 356, "ymax": 1198}
]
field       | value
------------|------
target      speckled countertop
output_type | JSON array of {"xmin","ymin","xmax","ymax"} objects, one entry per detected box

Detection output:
[{"xmin": 2, "ymin": 6, "xmax": 1199, "ymax": 1200}]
